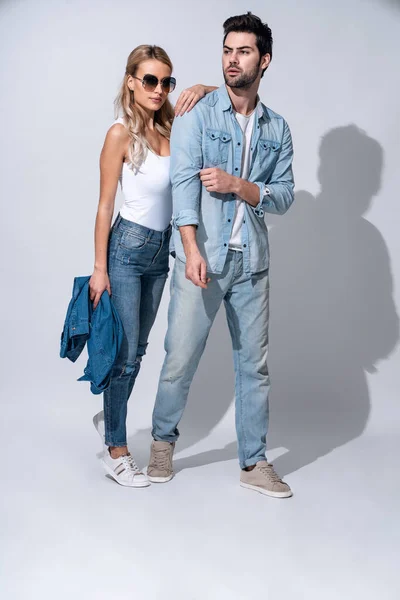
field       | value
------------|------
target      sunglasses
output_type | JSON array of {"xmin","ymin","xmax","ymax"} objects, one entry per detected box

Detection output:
[{"xmin": 133, "ymin": 74, "xmax": 176, "ymax": 94}]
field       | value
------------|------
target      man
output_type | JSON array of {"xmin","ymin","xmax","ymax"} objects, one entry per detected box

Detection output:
[{"xmin": 148, "ymin": 13, "xmax": 295, "ymax": 498}]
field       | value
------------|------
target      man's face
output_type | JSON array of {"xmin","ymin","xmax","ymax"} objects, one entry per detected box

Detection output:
[{"xmin": 222, "ymin": 31, "xmax": 270, "ymax": 89}]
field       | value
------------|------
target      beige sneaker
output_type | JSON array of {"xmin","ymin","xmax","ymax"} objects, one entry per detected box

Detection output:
[
  {"xmin": 240, "ymin": 461, "xmax": 293, "ymax": 498},
  {"xmin": 147, "ymin": 440, "xmax": 175, "ymax": 483}
]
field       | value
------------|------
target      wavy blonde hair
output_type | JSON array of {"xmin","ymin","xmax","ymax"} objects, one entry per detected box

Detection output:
[{"xmin": 114, "ymin": 45, "xmax": 175, "ymax": 172}]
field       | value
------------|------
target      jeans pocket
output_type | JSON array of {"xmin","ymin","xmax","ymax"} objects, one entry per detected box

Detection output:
[
  {"xmin": 119, "ymin": 229, "xmax": 148, "ymax": 250},
  {"xmin": 114, "ymin": 229, "xmax": 151, "ymax": 266}
]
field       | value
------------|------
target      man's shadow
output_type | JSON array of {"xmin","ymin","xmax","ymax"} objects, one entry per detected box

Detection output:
[
  {"xmin": 130, "ymin": 125, "xmax": 399, "ymax": 475},
  {"xmin": 268, "ymin": 124, "xmax": 399, "ymax": 475}
]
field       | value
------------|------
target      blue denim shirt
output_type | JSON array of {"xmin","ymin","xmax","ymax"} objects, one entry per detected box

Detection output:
[
  {"xmin": 60, "ymin": 276, "xmax": 124, "ymax": 395},
  {"xmin": 170, "ymin": 84, "xmax": 295, "ymax": 274}
]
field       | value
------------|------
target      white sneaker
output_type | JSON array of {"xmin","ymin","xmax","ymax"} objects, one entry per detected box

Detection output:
[
  {"xmin": 101, "ymin": 449, "xmax": 150, "ymax": 488},
  {"xmin": 93, "ymin": 410, "xmax": 105, "ymax": 445}
]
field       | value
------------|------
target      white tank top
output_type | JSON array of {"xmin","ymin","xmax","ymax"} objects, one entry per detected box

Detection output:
[{"xmin": 113, "ymin": 118, "xmax": 172, "ymax": 232}]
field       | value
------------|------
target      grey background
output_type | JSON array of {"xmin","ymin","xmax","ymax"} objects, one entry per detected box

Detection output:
[
  {"xmin": 1, "ymin": 2, "xmax": 400, "ymax": 599},
  {"xmin": 1, "ymin": 0, "xmax": 399, "ymax": 467}
]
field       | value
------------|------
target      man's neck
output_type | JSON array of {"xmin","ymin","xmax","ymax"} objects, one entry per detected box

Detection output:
[{"xmin": 225, "ymin": 84, "xmax": 259, "ymax": 116}]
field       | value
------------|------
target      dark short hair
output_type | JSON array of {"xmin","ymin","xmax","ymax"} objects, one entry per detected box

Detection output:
[{"xmin": 223, "ymin": 12, "xmax": 273, "ymax": 76}]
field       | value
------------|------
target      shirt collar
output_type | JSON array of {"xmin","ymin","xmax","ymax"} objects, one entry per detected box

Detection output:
[{"xmin": 217, "ymin": 84, "xmax": 268, "ymax": 121}]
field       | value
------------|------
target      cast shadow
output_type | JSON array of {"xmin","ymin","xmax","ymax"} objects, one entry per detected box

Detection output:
[{"xmin": 267, "ymin": 124, "xmax": 399, "ymax": 475}]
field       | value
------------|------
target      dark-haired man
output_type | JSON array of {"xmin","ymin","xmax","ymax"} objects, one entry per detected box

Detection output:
[{"xmin": 148, "ymin": 13, "xmax": 294, "ymax": 498}]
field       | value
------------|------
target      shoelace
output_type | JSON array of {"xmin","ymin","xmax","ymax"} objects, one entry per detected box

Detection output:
[
  {"xmin": 152, "ymin": 447, "xmax": 170, "ymax": 470},
  {"xmin": 120, "ymin": 454, "xmax": 141, "ymax": 477},
  {"xmin": 257, "ymin": 462, "xmax": 283, "ymax": 483}
]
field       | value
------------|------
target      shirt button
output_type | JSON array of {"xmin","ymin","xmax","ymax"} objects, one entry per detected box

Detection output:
[
  {"xmin": 243, "ymin": 244, "xmax": 247, "ymax": 248},
  {"xmin": 224, "ymin": 243, "xmax": 227, "ymax": 247},
  {"xmin": 237, "ymin": 142, "xmax": 241, "ymax": 146},
  {"xmin": 235, "ymin": 167, "xmax": 238, "ymax": 171},
  {"xmin": 228, "ymin": 219, "xmax": 231, "ymax": 222}
]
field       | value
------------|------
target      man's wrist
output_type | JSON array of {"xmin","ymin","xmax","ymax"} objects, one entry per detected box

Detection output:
[
  {"xmin": 184, "ymin": 243, "xmax": 200, "ymax": 258},
  {"xmin": 231, "ymin": 175, "xmax": 242, "ymax": 195},
  {"xmin": 179, "ymin": 224, "xmax": 200, "ymax": 258}
]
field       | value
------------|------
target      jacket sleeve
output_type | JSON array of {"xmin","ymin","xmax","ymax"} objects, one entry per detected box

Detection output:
[
  {"xmin": 252, "ymin": 120, "xmax": 295, "ymax": 217},
  {"xmin": 170, "ymin": 108, "xmax": 203, "ymax": 229}
]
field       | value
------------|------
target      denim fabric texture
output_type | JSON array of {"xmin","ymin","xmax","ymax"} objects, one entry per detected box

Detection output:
[
  {"xmin": 60, "ymin": 276, "xmax": 124, "ymax": 394},
  {"xmin": 103, "ymin": 214, "xmax": 171, "ymax": 447},
  {"xmin": 169, "ymin": 84, "xmax": 295, "ymax": 274},
  {"xmin": 152, "ymin": 251, "xmax": 270, "ymax": 468}
]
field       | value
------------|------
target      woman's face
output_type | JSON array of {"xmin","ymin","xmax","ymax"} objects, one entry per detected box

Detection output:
[{"xmin": 128, "ymin": 59, "xmax": 172, "ymax": 113}]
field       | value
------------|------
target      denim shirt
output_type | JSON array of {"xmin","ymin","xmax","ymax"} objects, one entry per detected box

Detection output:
[
  {"xmin": 170, "ymin": 84, "xmax": 295, "ymax": 274},
  {"xmin": 60, "ymin": 276, "xmax": 124, "ymax": 394}
]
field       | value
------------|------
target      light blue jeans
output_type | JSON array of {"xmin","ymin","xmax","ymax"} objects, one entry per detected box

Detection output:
[{"xmin": 152, "ymin": 250, "xmax": 270, "ymax": 468}]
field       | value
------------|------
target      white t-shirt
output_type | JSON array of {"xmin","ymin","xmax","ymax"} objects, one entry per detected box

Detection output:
[
  {"xmin": 228, "ymin": 110, "xmax": 256, "ymax": 250},
  {"xmin": 113, "ymin": 119, "xmax": 172, "ymax": 232}
]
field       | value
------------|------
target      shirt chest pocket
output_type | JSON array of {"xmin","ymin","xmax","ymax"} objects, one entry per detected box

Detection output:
[
  {"xmin": 258, "ymin": 138, "xmax": 281, "ymax": 169},
  {"xmin": 205, "ymin": 129, "xmax": 232, "ymax": 166}
]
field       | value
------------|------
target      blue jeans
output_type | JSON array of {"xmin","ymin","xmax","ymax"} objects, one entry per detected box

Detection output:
[
  {"xmin": 104, "ymin": 214, "xmax": 171, "ymax": 447},
  {"xmin": 152, "ymin": 250, "xmax": 270, "ymax": 468}
]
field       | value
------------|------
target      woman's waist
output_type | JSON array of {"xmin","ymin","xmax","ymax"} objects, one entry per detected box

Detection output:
[{"xmin": 114, "ymin": 211, "xmax": 171, "ymax": 239}]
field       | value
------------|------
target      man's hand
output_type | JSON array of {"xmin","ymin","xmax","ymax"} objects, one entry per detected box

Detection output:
[
  {"xmin": 200, "ymin": 168, "xmax": 236, "ymax": 194},
  {"xmin": 185, "ymin": 250, "xmax": 211, "ymax": 289}
]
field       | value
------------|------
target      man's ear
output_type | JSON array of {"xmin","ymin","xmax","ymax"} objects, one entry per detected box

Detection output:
[{"xmin": 261, "ymin": 53, "xmax": 271, "ymax": 71}]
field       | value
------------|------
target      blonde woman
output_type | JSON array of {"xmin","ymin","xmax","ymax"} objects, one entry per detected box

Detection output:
[{"xmin": 90, "ymin": 45, "xmax": 215, "ymax": 487}]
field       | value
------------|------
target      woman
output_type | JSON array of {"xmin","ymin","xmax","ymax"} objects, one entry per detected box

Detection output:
[{"xmin": 89, "ymin": 44, "xmax": 215, "ymax": 487}]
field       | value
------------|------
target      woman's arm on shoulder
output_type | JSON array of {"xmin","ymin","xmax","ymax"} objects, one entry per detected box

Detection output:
[{"xmin": 174, "ymin": 84, "xmax": 218, "ymax": 117}]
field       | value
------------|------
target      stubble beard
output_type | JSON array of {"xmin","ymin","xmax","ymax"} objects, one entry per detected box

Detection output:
[{"xmin": 223, "ymin": 61, "xmax": 261, "ymax": 90}]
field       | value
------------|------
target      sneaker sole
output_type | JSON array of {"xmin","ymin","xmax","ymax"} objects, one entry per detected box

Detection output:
[
  {"xmin": 240, "ymin": 482, "xmax": 293, "ymax": 498},
  {"xmin": 101, "ymin": 460, "xmax": 150, "ymax": 488},
  {"xmin": 147, "ymin": 473, "xmax": 174, "ymax": 483}
]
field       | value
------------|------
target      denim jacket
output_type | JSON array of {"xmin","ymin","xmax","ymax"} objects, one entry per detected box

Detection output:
[
  {"xmin": 60, "ymin": 276, "xmax": 124, "ymax": 394},
  {"xmin": 170, "ymin": 84, "xmax": 295, "ymax": 274}
]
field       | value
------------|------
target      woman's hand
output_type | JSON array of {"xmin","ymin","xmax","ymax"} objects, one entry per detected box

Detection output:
[
  {"xmin": 174, "ymin": 84, "xmax": 208, "ymax": 117},
  {"xmin": 89, "ymin": 268, "xmax": 111, "ymax": 309}
]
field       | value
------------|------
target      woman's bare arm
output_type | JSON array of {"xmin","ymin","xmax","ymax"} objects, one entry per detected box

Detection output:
[{"xmin": 90, "ymin": 123, "xmax": 129, "ymax": 308}]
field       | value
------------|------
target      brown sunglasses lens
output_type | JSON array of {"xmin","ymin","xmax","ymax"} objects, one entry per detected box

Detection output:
[{"xmin": 142, "ymin": 75, "xmax": 176, "ymax": 93}]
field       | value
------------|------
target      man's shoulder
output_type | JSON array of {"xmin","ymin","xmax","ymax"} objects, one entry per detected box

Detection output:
[
  {"xmin": 172, "ymin": 89, "xmax": 221, "ymax": 130},
  {"xmin": 201, "ymin": 88, "xmax": 220, "ymax": 108},
  {"xmin": 259, "ymin": 102, "xmax": 287, "ymax": 124},
  {"xmin": 187, "ymin": 89, "xmax": 221, "ymax": 119}
]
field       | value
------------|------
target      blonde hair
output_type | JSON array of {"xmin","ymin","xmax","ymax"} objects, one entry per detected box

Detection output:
[{"xmin": 114, "ymin": 45, "xmax": 175, "ymax": 172}]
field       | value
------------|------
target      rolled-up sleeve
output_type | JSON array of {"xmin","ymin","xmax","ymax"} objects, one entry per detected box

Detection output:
[
  {"xmin": 170, "ymin": 108, "xmax": 203, "ymax": 229},
  {"xmin": 252, "ymin": 120, "xmax": 295, "ymax": 217}
]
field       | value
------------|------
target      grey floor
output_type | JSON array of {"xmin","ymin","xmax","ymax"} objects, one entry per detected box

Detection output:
[{"xmin": 2, "ymin": 345, "xmax": 399, "ymax": 600}]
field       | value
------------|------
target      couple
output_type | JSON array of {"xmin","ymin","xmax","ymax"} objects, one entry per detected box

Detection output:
[{"xmin": 89, "ymin": 12, "xmax": 295, "ymax": 498}]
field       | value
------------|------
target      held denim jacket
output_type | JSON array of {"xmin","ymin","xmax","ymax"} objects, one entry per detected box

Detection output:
[
  {"xmin": 170, "ymin": 84, "xmax": 295, "ymax": 275},
  {"xmin": 60, "ymin": 276, "xmax": 124, "ymax": 395}
]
